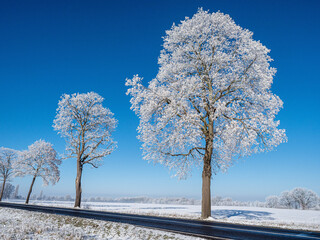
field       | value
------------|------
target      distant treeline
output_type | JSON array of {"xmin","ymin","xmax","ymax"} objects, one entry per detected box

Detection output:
[{"xmin": 4, "ymin": 184, "xmax": 319, "ymax": 211}]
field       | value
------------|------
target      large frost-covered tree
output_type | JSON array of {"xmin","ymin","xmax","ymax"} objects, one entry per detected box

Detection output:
[
  {"xmin": 0, "ymin": 147, "xmax": 18, "ymax": 201},
  {"xmin": 126, "ymin": 9, "xmax": 287, "ymax": 218},
  {"xmin": 53, "ymin": 92, "xmax": 117, "ymax": 207},
  {"xmin": 17, "ymin": 140, "xmax": 61, "ymax": 204}
]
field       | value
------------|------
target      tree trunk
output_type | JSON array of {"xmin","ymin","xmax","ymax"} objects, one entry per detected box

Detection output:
[
  {"xmin": 26, "ymin": 175, "xmax": 37, "ymax": 204},
  {"xmin": 74, "ymin": 159, "xmax": 83, "ymax": 207},
  {"xmin": 201, "ymin": 139, "xmax": 213, "ymax": 219},
  {"xmin": 0, "ymin": 177, "xmax": 7, "ymax": 201}
]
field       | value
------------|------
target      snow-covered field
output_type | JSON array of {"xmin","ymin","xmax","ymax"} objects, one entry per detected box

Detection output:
[
  {"xmin": 7, "ymin": 199, "xmax": 320, "ymax": 232},
  {"xmin": 0, "ymin": 207, "xmax": 203, "ymax": 240}
]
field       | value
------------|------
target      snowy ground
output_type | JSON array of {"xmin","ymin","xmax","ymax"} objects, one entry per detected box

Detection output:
[
  {"xmin": 0, "ymin": 207, "xmax": 203, "ymax": 240},
  {"xmin": 6, "ymin": 200, "xmax": 320, "ymax": 232}
]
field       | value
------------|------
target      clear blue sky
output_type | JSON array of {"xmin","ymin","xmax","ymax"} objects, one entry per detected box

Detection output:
[{"xmin": 0, "ymin": 0, "xmax": 319, "ymax": 201}]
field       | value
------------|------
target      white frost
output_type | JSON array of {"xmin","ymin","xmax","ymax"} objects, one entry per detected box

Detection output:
[{"xmin": 126, "ymin": 9, "xmax": 287, "ymax": 178}]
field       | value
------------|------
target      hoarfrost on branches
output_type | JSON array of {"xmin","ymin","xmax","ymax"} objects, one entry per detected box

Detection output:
[
  {"xmin": 126, "ymin": 8, "xmax": 287, "ymax": 218},
  {"xmin": 53, "ymin": 92, "xmax": 117, "ymax": 168},
  {"xmin": 280, "ymin": 191, "xmax": 295, "ymax": 209},
  {"xmin": 126, "ymin": 9, "xmax": 287, "ymax": 178},
  {"xmin": 16, "ymin": 140, "xmax": 61, "ymax": 186},
  {"xmin": 2, "ymin": 183, "xmax": 15, "ymax": 199},
  {"xmin": 266, "ymin": 195, "xmax": 279, "ymax": 208},
  {"xmin": 279, "ymin": 188, "xmax": 319, "ymax": 210},
  {"xmin": 0, "ymin": 148, "xmax": 18, "ymax": 182},
  {"xmin": 291, "ymin": 188, "xmax": 318, "ymax": 210},
  {"xmin": 0, "ymin": 147, "xmax": 19, "ymax": 201},
  {"xmin": 16, "ymin": 140, "xmax": 61, "ymax": 204},
  {"xmin": 53, "ymin": 92, "xmax": 117, "ymax": 207}
]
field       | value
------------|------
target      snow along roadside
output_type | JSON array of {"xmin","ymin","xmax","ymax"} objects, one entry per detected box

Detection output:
[
  {"xmin": 0, "ymin": 207, "xmax": 204, "ymax": 240},
  {"xmin": 6, "ymin": 200, "xmax": 320, "ymax": 232}
]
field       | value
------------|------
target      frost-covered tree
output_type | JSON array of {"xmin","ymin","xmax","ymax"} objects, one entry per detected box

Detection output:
[
  {"xmin": 266, "ymin": 195, "xmax": 279, "ymax": 208},
  {"xmin": 279, "ymin": 188, "xmax": 319, "ymax": 210},
  {"xmin": 291, "ymin": 188, "xmax": 318, "ymax": 210},
  {"xmin": 65, "ymin": 194, "xmax": 72, "ymax": 201},
  {"xmin": 126, "ymin": 9, "xmax": 287, "ymax": 218},
  {"xmin": 279, "ymin": 191, "xmax": 295, "ymax": 209},
  {"xmin": 17, "ymin": 140, "xmax": 61, "ymax": 204},
  {"xmin": 53, "ymin": 92, "xmax": 117, "ymax": 207},
  {"xmin": 211, "ymin": 196, "xmax": 223, "ymax": 206},
  {"xmin": 0, "ymin": 147, "xmax": 19, "ymax": 201}
]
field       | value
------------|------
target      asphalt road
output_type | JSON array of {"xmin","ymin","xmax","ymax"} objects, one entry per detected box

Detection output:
[{"xmin": 0, "ymin": 201, "xmax": 319, "ymax": 239}]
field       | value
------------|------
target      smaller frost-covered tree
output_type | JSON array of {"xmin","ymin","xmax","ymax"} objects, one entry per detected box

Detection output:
[
  {"xmin": 0, "ymin": 147, "xmax": 19, "ymax": 201},
  {"xmin": 266, "ymin": 195, "xmax": 279, "ymax": 208},
  {"xmin": 291, "ymin": 188, "xmax": 318, "ymax": 210},
  {"xmin": 53, "ymin": 92, "xmax": 117, "ymax": 207},
  {"xmin": 17, "ymin": 140, "xmax": 61, "ymax": 204}
]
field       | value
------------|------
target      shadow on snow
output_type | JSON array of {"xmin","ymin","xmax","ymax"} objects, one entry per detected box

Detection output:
[{"xmin": 209, "ymin": 209, "xmax": 274, "ymax": 221}]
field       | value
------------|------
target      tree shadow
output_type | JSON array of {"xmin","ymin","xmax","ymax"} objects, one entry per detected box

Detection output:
[
  {"xmin": 140, "ymin": 207, "xmax": 187, "ymax": 210},
  {"xmin": 210, "ymin": 209, "xmax": 275, "ymax": 220}
]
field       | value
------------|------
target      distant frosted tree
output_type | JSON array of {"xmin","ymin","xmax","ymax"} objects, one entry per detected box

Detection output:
[
  {"xmin": 266, "ymin": 195, "xmax": 279, "ymax": 208},
  {"xmin": 126, "ymin": 9, "xmax": 287, "ymax": 218},
  {"xmin": 2, "ymin": 183, "xmax": 15, "ymax": 199},
  {"xmin": 53, "ymin": 92, "xmax": 117, "ymax": 207},
  {"xmin": 211, "ymin": 196, "xmax": 223, "ymax": 206},
  {"xmin": 65, "ymin": 194, "xmax": 72, "ymax": 201},
  {"xmin": 0, "ymin": 147, "xmax": 18, "ymax": 201},
  {"xmin": 17, "ymin": 140, "xmax": 61, "ymax": 204},
  {"xmin": 279, "ymin": 188, "xmax": 319, "ymax": 210},
  {"xmin": 279, "ymin": 191, "xmax": 295, "ymax": 209},
  {"xmin": 222, "ymin": 197, "xmax": 233, "ymax": 206},
  {"xmin": 291, "ymin": 188, "xmax": 318, "ymax": 210}
]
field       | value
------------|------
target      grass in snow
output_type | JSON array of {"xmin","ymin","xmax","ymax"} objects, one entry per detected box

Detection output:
[{"xmin": 0, "ymin": 207, "xmax": 203, "ymax": 240}]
